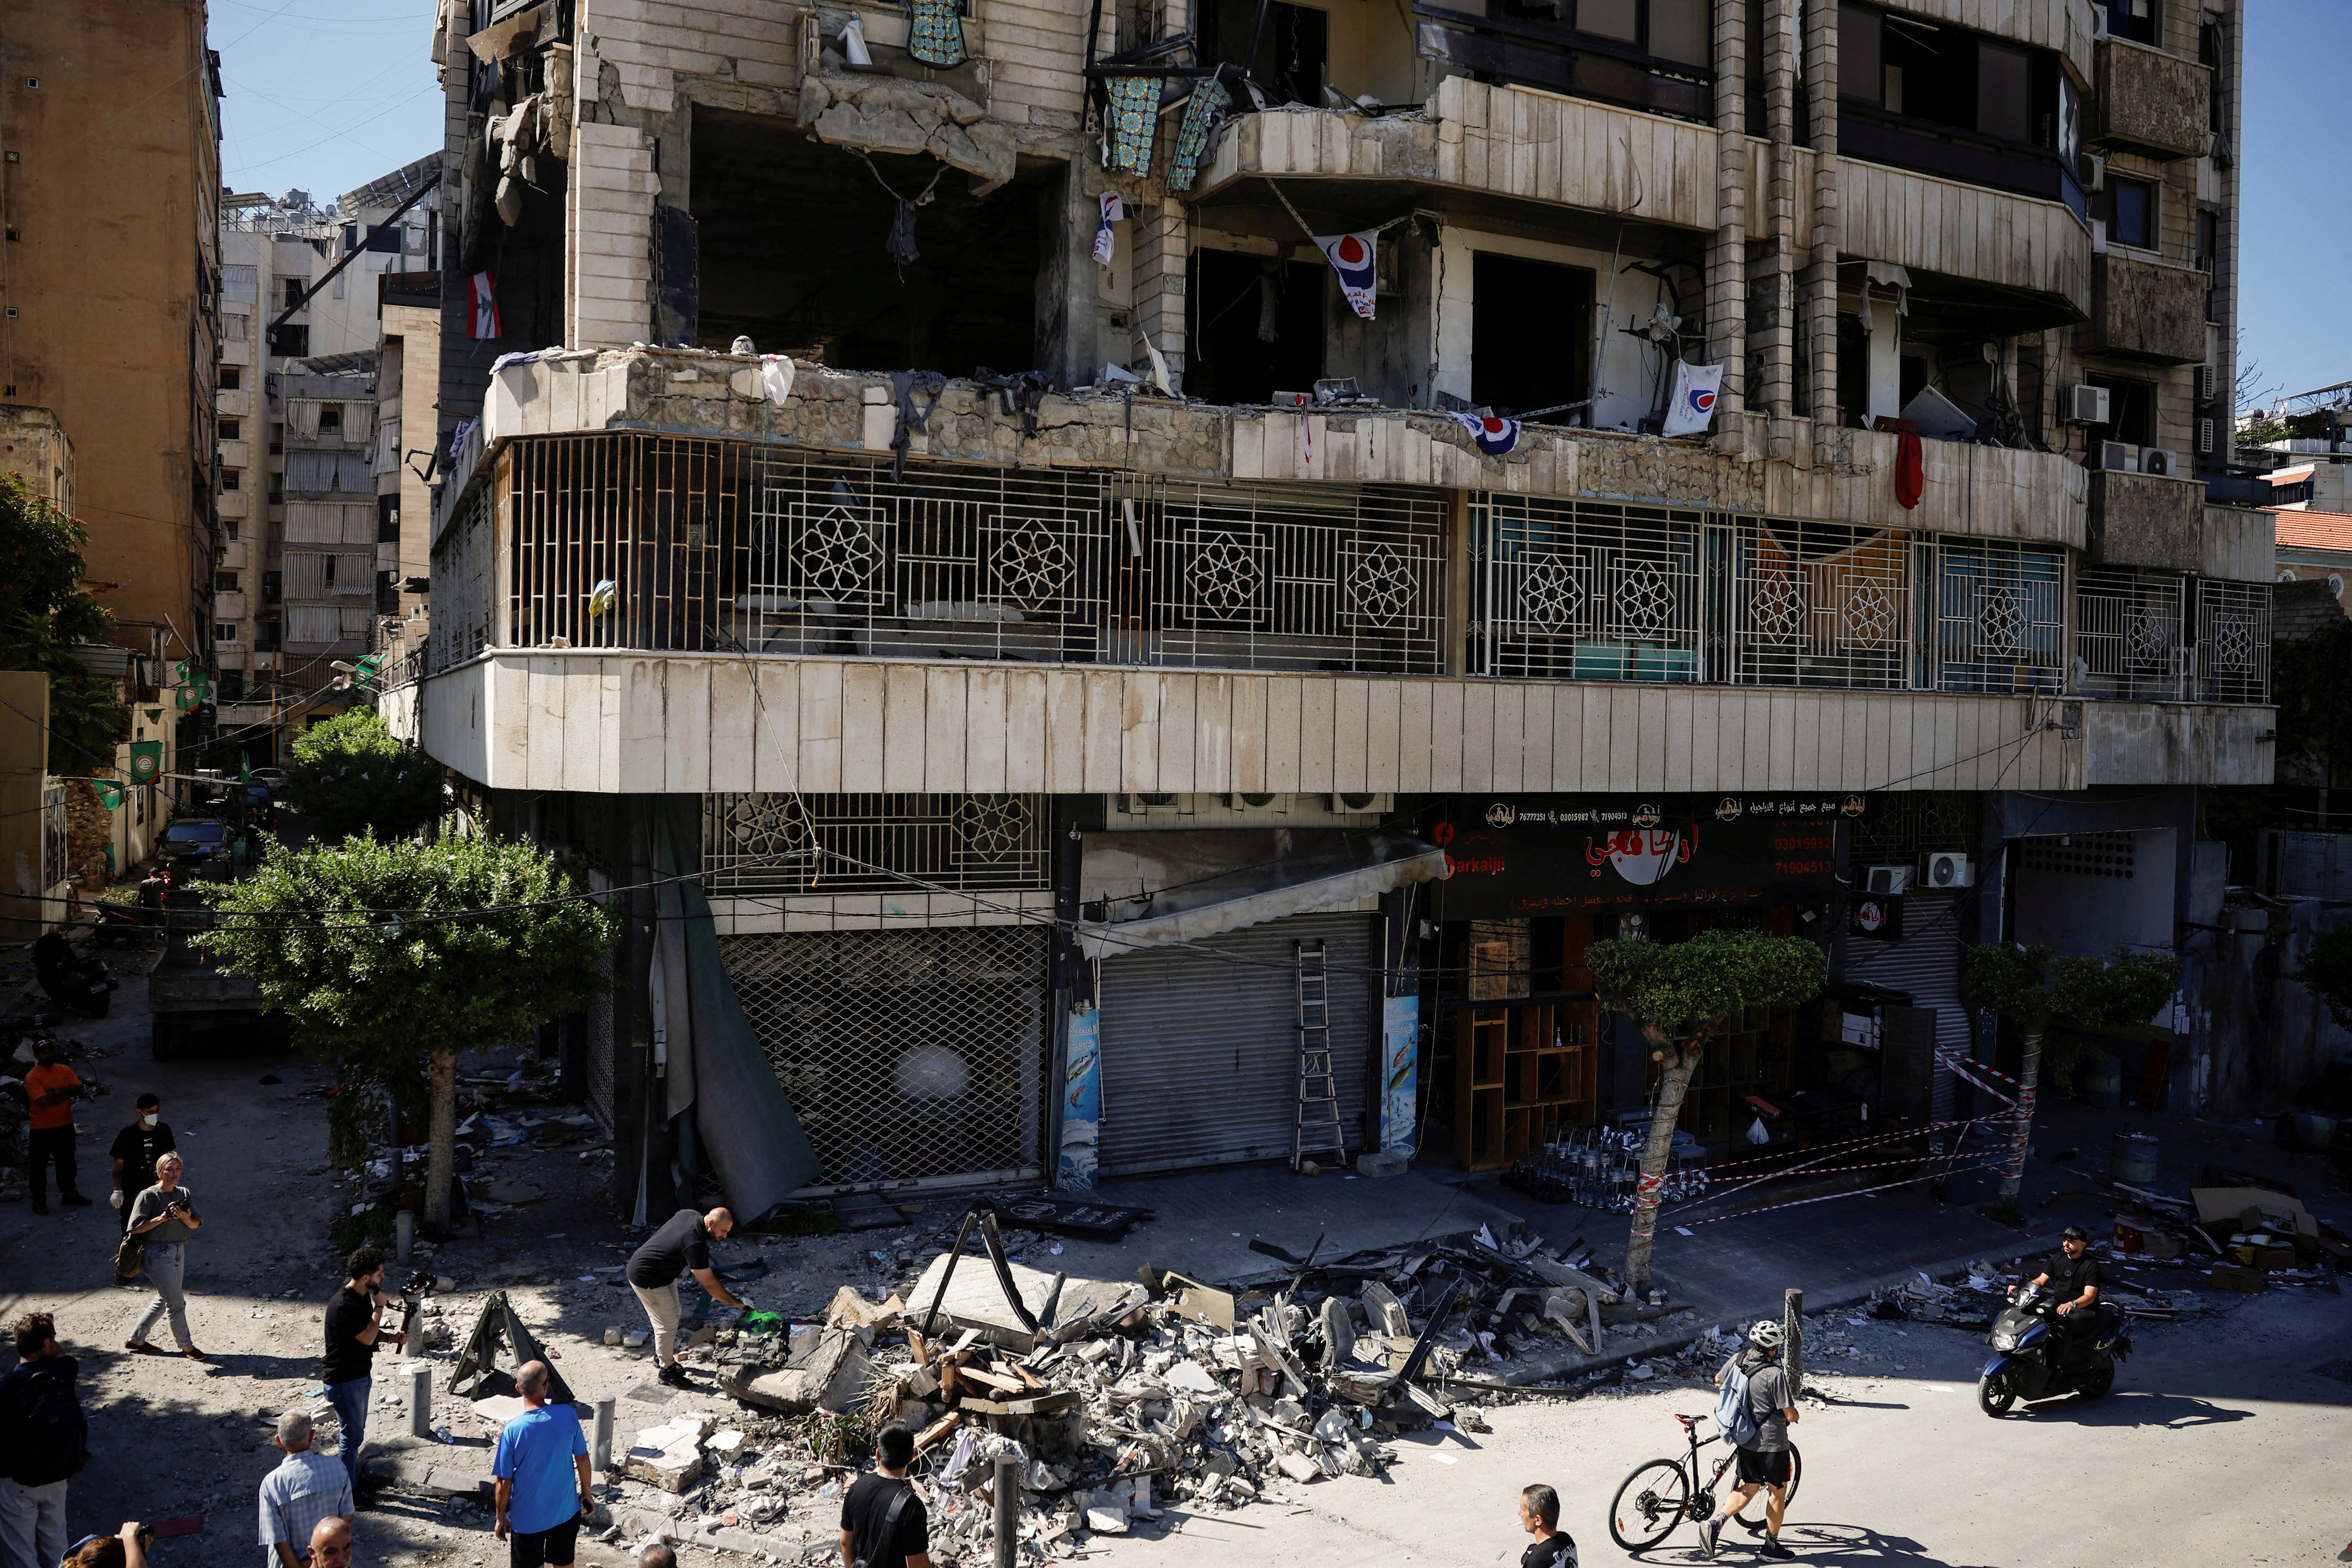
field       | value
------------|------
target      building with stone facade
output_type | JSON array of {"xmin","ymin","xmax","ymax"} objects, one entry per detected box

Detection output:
[{"xmin": 391, "ymin": 0, "xmax": 2283, "ymax": 1220}]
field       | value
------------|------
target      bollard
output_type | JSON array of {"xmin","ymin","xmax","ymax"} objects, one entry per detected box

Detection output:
[
  {"xmin": 1783, "ymin": 1287, "xmax": 1804, "ymax": 1399},
  {"xmin": 406, "ymin": 1360, "xmax": 434, "ymax": 1440},
  {"xmin": 993, "ymin": 1454, "xmax": 1018, "ymax": 1568},
  {"xmin": 395, "ymin": 1209, "xmax": 415, "ymax": 1263},
  {"xmin": 593, "ymin": 1397, "xmax": 616, "ymax": 1472}
]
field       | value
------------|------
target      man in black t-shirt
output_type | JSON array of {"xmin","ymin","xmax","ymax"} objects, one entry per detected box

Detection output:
[
  {"xmin": 1516, "ymin": 1483, "xmax": 1577, "ymax": 1568},
  {"xmin": 109, "ymin": 1094, "xmax": 176, "ymax": 1237},
  {"xmin": 838, "ymin": 1425, "xmax": 931, "ymax": 1568},
  {"xmin": 2029, "ymin": 1226, "xmax": 2104, "ymax": 1369},
  {"xmin": 321, "ymin": 1246, "xmax": 407, "ymax": 1485},
  {"xmin": 625, "ymin": 1207, "xmax": 748, "ymax": 1390}
]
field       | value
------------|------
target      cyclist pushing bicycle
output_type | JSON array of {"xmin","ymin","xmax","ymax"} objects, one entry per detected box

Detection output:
[{"xmin": 1701, "ymin": 1319, "xmax": 1799, "ymax": 1560}]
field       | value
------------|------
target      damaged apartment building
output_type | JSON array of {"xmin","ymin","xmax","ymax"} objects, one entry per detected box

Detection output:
[{"xmin": 392, "ymin": 0, "xmax": 2280, "ymax": 1222}]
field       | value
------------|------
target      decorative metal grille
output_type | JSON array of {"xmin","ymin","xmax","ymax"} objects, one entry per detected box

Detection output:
[
  {"xmin": 1848, "ymin": 791, "xmax": 1977, "ymax": 861},
  {"xmin": 1475, "ymin": 497, "xmax": 1704, "ymax": 680},
  {"xmin": 716, "ymin": 927, "xmax": 1049, "ymax": 1187},
  {"xmin": 1729, "ymin": 519, "xmax": 1912, "ymax": 688},
  {"xmin": 2075, "ymin": 567, "xmax": 2187, "ymax": 700},
  {"xmin": 424, "ymin": 482, "xmax": 493, "ymax": 675},
  {"xmin": 701, "ymin": 793, "xmax": 1050, "ymax": 895},
  {"xmin": 1109, "ymin": 476, "xmax": 1448, "ymax": 671},
  {"xmin": 1930, "ymin": 539, "xmax": 2066, "ymax": 694},
  {"xmin": 2018, "ymin": 831, "xmax": 2136, "ymax": 878},
  {"xmin": 2194, "ymin": 578, "xmax": 2271, "ymax": 704},
  {"xmin": 497, "ymin": 435, "xmax": 1446, "ymax": 673}
]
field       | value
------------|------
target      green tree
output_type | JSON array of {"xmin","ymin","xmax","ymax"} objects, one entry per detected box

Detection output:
[
  {"xmin": 204, "ymin": 834, "xmax": 614, "ymax": 1228},
  {"xmin": 285, "ymin": 708, "xmax": 448, "ymax": 844},
  {"xmin": 1587, "ymin": 927, "xmax": 1827, "ymax": 1297},
  {"xmin": 2292, "ymin": 925, "xmax": 2352, "ymax": 1033},
  {"xmin": 1963, "ymin": 943, "xmax": 2181, "ymax": 1200},
  {"xmin": 0, "ymin": 472, "xmax": 129, "ymax": 772}
]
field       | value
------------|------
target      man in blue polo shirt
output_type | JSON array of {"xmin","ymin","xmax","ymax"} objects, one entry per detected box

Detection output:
[{"xmin": 492, "ymin": 1361, "xmax": 593, "ymax": 1568}]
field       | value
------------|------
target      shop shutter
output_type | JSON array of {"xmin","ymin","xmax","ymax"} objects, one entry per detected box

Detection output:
[
  {"xmin": 1839, "ymin": 890, "xmax": 1972, "ymax": 1121},
  {"xmin": 1096, "ymin": 911, "xmax": 1375, "ymax": 1177}
]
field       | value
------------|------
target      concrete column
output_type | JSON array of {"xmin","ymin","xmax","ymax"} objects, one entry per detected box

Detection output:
[
  {"xmin": 405, "ymin": 1360, "xmax": 434, "ymax": 1439},
  {"xmin": 1757, "ymin": 0, "xmax": 1801, "ymax": 420},
  {"xmin": 1802, "ymin": 0, "xmax": 1842, "ymax": 428},
  {"xmin": 1129, "ymin": 195, "xmax": 1189, "ymax": 389},
  {"xmin": 1705, "ymin": 0, "xmax": 1749, "ymax": 417}
]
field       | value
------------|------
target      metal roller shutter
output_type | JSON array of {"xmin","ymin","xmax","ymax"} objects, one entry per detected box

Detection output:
[
  {"xmin": 1839, "ymin": 891, "xmax": 1972, "ymax": 1121},
  {"xmin": 1097, "ymin": 912, "xmax": 1375, "ymax": 1177}
]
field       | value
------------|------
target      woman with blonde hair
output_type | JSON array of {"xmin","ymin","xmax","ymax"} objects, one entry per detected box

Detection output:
[{"xmin": 124, "ymin": 1152, "xmax": 205, "ymax": 1360}]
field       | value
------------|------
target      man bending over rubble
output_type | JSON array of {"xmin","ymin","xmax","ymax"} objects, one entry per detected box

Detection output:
[
  {"xmin": 838, "ymin": 1425, "xmax": 931, "ymax": 1568},
  {"xmin": 624, "ymin": 1207, "xmax": 748, "ymax": 1390}
]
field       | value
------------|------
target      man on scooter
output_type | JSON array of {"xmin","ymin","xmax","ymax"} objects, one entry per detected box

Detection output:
[{"xmin": 2026, "ymin": 1226, "xmax": 2102, "ymax": 1368}]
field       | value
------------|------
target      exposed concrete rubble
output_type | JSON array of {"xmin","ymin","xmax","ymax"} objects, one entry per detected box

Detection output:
[{"xmin": 795, "ymin": 72, "xmax": 1016, "ymax": 191}]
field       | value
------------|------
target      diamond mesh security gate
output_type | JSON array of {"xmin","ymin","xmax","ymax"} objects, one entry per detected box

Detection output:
[{"xmin": 715, "ymin": 927, "xmax": 1049, "ymax": 1190}]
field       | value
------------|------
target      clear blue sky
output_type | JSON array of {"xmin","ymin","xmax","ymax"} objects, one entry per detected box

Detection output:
[{"xmin": 211, "ymin": 0, "xmax": 2352, "ymax": 406}]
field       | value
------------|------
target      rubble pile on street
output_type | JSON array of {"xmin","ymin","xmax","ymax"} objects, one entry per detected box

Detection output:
[{"xmin": 579, "ymin": 1219, "xmax": 1661, "ymax": 1561}]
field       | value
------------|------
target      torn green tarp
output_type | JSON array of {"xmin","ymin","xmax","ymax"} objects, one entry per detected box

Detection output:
[{"xmin": 657, "ymin": 802, "xmax": 821, "ymax": 1217}]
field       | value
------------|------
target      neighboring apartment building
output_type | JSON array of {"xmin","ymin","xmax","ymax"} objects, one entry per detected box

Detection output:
[
  {"xmin": 392, "ymin": 0, "xmax": 2278, "ymax": 1217},
  {"xmin": 0, "ymin": 1, "xmax": 221, "ymax": 682},
  {"xmin": 213, "ymin": 159, "xmax": 440, "ymax": 757}
]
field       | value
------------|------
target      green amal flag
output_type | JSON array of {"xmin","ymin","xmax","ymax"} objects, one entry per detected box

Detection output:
[
  {"xmin": 240, "ymin": 749, "xmax": 252, "ymax": 784},
  {"xmin": 92, "ymin": 780, "xmax": 125, "ymax": 811}
]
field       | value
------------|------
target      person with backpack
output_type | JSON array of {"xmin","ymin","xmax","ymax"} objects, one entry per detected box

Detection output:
[
  {"xmin": 1701, "ymin": 1319, "xmax": 1799, "ymax": 1560},
  {"xmin": 837, "ymin": 1425, "xmax": 931, "ymax": 1568},
  {"xmin": 0, "ymin": 1312, "xmax": 91, "ymax": 1568}
]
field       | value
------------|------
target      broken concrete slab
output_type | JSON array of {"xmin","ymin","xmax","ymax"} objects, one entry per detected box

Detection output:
[
  {"xmin": 360, "ymin": 1433, "xmax": 497, "ymax": 1498},
  {"xmin": 717, "ymin": 1327, "xmax": 876, "ymax": 1415},
  {"xmin": 625, "ymin": 1416, "xmax": 714, "ymax": 1492},
  {"xmin": 907, "ymin": 1250, "xmax": 1061, "ymax": 1350},
  {"xmin": 1356, "ymin": 1148, "xmax": 1409, "ymax": 1178}
]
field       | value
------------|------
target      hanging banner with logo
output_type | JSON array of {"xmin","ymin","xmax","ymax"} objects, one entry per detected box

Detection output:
[
  {"xmin": 127, "ymin": 742, "xmax": 163, "ymax": 786},
  {"xmin": 1313, "ymin": 231, "xmax": 1378, "ymax": 320},
  {"xmin": 1661, "ymin": 360, "xmax": 1724, "ymax": 437},
  {"xmin": 1848, "ymin": 893, "xmax": 1904, "ymax": 941},
  {"xmin": 1430, "ymin": 794, "xmax": 1862, "ymax": 918},
  {"xmin": 1451, "ymin": 412, "xmax": 1523, "ymax": 456},
  {"xmin": 91, "ymin": 780, "xmax": 125, "ymax": 811},
  {"xmin": 1093, "ymin": 191, "xmax": 1123, "ymax": 266}
]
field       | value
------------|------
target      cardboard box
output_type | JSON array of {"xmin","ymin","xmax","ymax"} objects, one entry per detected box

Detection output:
[
  {"xmin": 2192, "ymin": 1186, "xmax": 2316, "ymax": 1237},
  {"xmin": 2207, "ymin": 1264, "xmax": 2266, "ymax": 1293}
]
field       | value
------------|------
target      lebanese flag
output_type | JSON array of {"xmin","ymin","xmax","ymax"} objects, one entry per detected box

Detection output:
[
  {"xmin": 468, "ymin": 270, "xmax": 501, "ymax": 340},
  {"xmin": 1451, "ymin": 411, "xmax": 1521, "ymax": 456},
  {"xmin": 1314, "ymin": 231, "xmax": 1378, "ymax": 320}
]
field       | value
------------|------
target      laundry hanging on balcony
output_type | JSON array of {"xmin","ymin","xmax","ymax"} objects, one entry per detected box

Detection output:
[
  {"xmin": 906, "ymin": 0, "xmax": 968, "ymax": 68},
  {"xmin": 1661, "ymin": 361, "xmax": 1723, "ymax": 438},
  {"xmin": 1164, "ymin": 78, "xmax": 1231, "ymax": 193},
  {"xmin": 1451, "ymin": 412, "xmax": 1522, "ymax": 456},
  {"xmin": 1103, "ymin": 76, "xmax": 1160, "ymax": 175},
  {"xmin": 1313, "ymin": 230, "xmax": 1378, "ymax": 320}
]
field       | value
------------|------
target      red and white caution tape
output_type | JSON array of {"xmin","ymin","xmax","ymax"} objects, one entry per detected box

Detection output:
[
  {"xmin": 1673, "ymin": 1159, "xmax": 2010, "ymax": 1228},
  {"xmin": 1666, "ymin": 1115, "xmax": 2001, "ymax": 1215},
  {"xmin": 1938, "ymin": 1049, "xmax": 2020, "ymax": 1107}
]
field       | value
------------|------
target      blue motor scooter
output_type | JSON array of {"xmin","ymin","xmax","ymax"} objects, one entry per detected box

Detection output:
[{"xmin": 1978, "ymin": 1281, "xmax": 2130, "ymax": 1416}]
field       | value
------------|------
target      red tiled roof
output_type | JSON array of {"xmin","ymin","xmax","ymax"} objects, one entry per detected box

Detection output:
[{"xmin": 2273, "ymin": 509, "xmax": 2352, "ymax": 550}]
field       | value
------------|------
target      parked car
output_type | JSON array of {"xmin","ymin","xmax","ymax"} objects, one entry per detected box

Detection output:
[
  {"xmin": 159, "ymin": 819, "xmax": 235, "ymax": 879},
  {"xmin": 249, "ymin": 767, "xmax": 291, "ymax": 791}
]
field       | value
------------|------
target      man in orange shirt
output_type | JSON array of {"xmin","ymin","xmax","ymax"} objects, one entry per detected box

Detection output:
[{"xmin": 23, "ymin": 1039, "xmax": 93, "ymax": 1216}]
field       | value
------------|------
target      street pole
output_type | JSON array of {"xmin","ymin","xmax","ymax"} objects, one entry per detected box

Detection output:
[
  {"xmin": 992, "ymin": 1454, "xmax": 1018, "ymax": 1568},
  {"xmin": 1783, "ymin": 1287, "xmax": 1803, "ymax": 1398}
]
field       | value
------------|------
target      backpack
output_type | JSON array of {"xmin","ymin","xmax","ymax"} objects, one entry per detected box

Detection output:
[
  {"xmin": 5, "ymin": 1362, "xmax": 90, "ymax": 1486},
  {"xmin": 1713, "ymin": 1354, "xmax": 1760, "ymax": 1448}
]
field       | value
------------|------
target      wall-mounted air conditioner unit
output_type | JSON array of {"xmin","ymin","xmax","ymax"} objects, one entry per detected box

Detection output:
[
  {"xmin": 2082, "ymin": 154, "xmax": 2106, "ymax": 192},
  {"xmin": 2064, "ymin": 383, "xmax": 2111, "ymax": 424},
  {"xmin": 2141, "ymin": 447, "xmax": 2183, "ymax": 478},
  {"xmin": 2195, "ymin": 364, "xmax": 2219, "ymax": 403},
  {"xmin": 1862, "ymin": 864, "xmax": 1911, "ymax": 896},
  {"xmin": 1329, "ymin": 793, "xmax": 1393, "ymax": 815},
  {"xmin": 2090, "ymin": 220, "xmax": 2109, "ymax": 255},
  {"xmin": 2196, "ymin": 417, "xmax": 2217, "ymax": 455},
  {"xmin": 2090, "ymin": 7, "xmax": 2108, "ymax": 39},
  {"xmin": 1922, "ymin": 852, "xmax": 1975, "ymax": 890},
  {"xmin": 2097, "ymin": 440, "xmax": 2141, "ymax": 472}
]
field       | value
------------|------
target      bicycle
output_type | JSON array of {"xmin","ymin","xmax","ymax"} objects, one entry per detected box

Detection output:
[{"xmin": 1607, "ymin": 1411, "xmax": 1803, "ymax": 1553}]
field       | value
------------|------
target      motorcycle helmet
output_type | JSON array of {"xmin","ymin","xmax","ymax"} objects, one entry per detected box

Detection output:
[{"xmin": 1748, "ymin": 1319, "xmax": 1786, "ymax": 1349}]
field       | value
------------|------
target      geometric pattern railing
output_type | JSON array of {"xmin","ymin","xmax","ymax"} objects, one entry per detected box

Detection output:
[
  {"xmin": 2075, "ymin": 566, "xmax": 2188, "ymax": 700},
  {"xmin": 1929, "ymin": 538, "xmax": 2068, "ymax": 695},
  {"xmin": 700, "ymin": 792, "xmax": 1051, "ymax": 896},
  {"xmin": 2194, "ymin": 578, "xmax": 2271, "ymax": 705},
  {"xmin": 1475, "ymin": 497, "xmax": 1705, "ymax": 681}
]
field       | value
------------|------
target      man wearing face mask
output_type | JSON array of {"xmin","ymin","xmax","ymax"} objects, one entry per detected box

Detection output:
[{"xmin": 109, "ymin": 1096, "xmax": 175, "ymax": 1237}]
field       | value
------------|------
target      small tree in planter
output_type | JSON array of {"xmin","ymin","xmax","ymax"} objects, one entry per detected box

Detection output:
[
  {"xmin": 1962, "ymin": 943, "xmax": 2182, "ymax": 1202},
  {"xmin": 206, "ymin": 833, "xmax": 613, "ymax": 1229},
  {"xmin": 1588, "ymin": 927, "xmax": 1828, "ymax": 1299}
]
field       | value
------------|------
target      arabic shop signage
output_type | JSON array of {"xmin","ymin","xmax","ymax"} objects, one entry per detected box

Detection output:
[{"xmin": 1432, "ymin": 795, "xmax": 1859, "ymax": 918}]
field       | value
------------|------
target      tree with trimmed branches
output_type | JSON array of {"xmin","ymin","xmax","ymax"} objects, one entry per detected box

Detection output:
[
  {"xmin": 1962, "ymin": 943, "xmax": 2182, "ymax": 1201},
  {"xmin": 205, "ymin": 833, "xmax": 613, "ymax": 1229},
  {"xmin": 284, "ymin": 708, "xmax": 448, "ymax": 844},
  {"xmin": 1588, "ymin": 926, "xmax": 1828, "ymax": 1298},
  {"xmin": 0, "ymin": 472, "xmax": 129, "ymax": 772}
]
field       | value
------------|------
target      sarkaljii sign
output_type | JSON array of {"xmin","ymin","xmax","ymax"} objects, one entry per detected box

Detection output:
[{"xmin": 1430, "ymin": 795, "xmax": 1867, "ymax": 918}]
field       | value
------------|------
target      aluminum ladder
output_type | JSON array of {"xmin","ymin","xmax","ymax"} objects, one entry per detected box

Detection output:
[{"xmin": 1291, "ymin": 939, "xmax": 1347, "ymax": 1172}]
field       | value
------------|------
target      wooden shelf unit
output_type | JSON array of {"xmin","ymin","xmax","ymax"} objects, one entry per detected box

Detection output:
[{"xmin": 1454, "ymin": 1000, "xmax": 1601, "ymax": 1170}]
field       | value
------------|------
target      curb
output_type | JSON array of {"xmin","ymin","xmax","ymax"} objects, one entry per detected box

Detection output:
[{"xmin": 1451, "ymin": 1230, "xmax": 2068, "ymax": 1391}]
